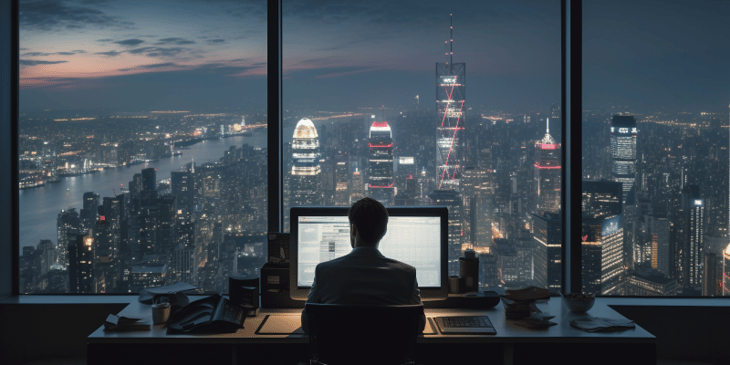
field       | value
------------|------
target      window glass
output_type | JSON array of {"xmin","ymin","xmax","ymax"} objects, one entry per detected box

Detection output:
[
  {"xmin": 582, "ymin": 0, "xmax": 730, "ymax": 296},
  {"xmin": 18, "ymin": 0, "xmax": 267, "ymax": 293},
  {"xmin": 283, "ymin": 0, "xmax": 562, "ymax": 290}
]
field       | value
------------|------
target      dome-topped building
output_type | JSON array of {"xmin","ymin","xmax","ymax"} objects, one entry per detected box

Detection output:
[
  {"xmin": 293, "ymin": 118, "xmax": 318, "ymax": 139},
  {"xmin": 292, "ymin": 118, "xmax": 320, "ymax": 176},
  {"xmin": 287, "ymin": 118, "xmax": 322, "ymax": 220}
]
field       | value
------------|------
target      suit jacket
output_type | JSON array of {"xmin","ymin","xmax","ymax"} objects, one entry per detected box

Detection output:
[
  {"xmin": 306, "ymin": 247, "xmax": 422, "ymax": 305},
  {"xmin": 301, "ymin": 247, "xmax": 423, "ymax": 333}
]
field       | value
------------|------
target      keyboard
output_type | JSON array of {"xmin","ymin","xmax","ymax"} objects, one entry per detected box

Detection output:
[{"xmin": 434, "ymin": 316, "xmax": 497, "ymax": 335}]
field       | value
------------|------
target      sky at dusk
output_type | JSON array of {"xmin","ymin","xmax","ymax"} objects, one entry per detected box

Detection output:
[
  {"xmin": 19, "ymin": 0, "xmax": 728, "ymax": 115},
  {"xmin": 583, "ymin": 0, "xmax": 730, "ymax": 111},
  {"xmin": 19, "ymin": 0, "xmax": 561, "ymax": 114}
]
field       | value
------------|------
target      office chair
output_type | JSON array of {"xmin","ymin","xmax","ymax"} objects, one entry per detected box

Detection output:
[{"xmin": 305, "ymin": 303, "xmax": 424, "ymax": 365}]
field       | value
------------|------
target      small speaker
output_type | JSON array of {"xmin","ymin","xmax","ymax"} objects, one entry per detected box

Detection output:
[{"xmin": 229, "ymin": 276, "xmax": 260, "ymax": 316}]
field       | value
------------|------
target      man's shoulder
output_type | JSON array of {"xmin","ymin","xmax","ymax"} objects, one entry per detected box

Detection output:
[{"xmin": 382, "ymin": 256, "xmax": 416, "ymax": 273}]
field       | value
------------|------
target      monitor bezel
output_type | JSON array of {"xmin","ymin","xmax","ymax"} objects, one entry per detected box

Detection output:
[{"xmin": 289, "ymin": 205, "xmax": 449, "ymax": 301}]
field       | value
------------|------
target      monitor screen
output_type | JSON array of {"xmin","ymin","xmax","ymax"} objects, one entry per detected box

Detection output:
[{"xmin": 289, "ymin": 206, "xmax": 448, "ymax": 301}]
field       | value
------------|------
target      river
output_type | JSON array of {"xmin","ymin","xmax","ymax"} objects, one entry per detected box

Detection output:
[{"xmin": 19, "ymin": 131, "xmax": 266, "ymax": 250}]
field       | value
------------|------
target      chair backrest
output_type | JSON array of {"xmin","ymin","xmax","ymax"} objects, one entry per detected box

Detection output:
[{"xmin": 305, "ymin": 303, "xmax": 424, "ymax": 365}]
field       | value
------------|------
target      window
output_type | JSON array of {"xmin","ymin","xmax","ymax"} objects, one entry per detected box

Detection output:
[
  {"xmin": 17, "ymin": 0, "xmax": 267, "ymax": 293},
  {"xmin": 581, "ymin": 0, "xmax": 730, "ymax": 296},
  {"xmin": 281, "ymin": 0, "xmax": 562, "ymax": 288}
]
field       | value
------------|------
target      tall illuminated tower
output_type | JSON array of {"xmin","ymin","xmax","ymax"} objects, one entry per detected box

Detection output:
[
  {"xmin": 291, "ymin": 118, "xmax": 322, "ymax": 207},
  {"xmin": 680, "ymin": 185, "xmax": 704, "ymax": 290},
  {"xmin": 436, "ymin": 14, "xmax": 466, "ymax": 189},
  {"xmin": 610, "ymin": 115, "xmax": 637, "ymax": 205},
  {"xmin": 534, "ymin": 118, "xmax": 561, "ymax": 214},
  {"xmin": 368, "ymin": 121, "xmax": 394, "ymax": 205}
]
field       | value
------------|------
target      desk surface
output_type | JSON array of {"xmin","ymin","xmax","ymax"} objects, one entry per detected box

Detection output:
[{"xmin": 88, "ymin": 297, "xmax": 655, "ymax": 345}]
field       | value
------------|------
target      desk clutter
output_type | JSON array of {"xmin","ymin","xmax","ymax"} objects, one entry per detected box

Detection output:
[
  {"xmin": 501, "ymin": 286, "xmax": 557, "ymax": 329},
  {"xmin": 570, "ymin": 317, "xmax": 636, "ymax": 332}
]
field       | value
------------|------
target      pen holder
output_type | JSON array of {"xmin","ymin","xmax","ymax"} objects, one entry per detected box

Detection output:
[{"xmin": 151, "ymin": 302, "xmax": 171, "ymax": 325}]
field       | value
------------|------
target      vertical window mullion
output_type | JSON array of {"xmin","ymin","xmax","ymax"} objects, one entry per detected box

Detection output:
[{"xmin": 267, "ymin": 0, "xmax": 283, "ymax": 233}]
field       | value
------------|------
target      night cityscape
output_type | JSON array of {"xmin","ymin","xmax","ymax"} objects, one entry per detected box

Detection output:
[{"xmin": 15, "ymin": 0, "xmax": 730, "ymax": 298}]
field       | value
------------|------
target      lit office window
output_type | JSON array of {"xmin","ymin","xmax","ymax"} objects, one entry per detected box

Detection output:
[
  {"xmin": 582, "ymin": 0, "xmax": 730, "ymax": 296},
  {"xmin": 17, "ymin": 0, "xmax": 267, "ymax": 294},
  {"xmin": 282, "ymin": 0, "xmax": 562, "ymax": 290}
]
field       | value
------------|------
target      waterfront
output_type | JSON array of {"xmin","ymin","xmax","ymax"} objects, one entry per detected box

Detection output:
[{"xmin": 19, "ymin": 132, "xmax": 266, "ymax": 251}]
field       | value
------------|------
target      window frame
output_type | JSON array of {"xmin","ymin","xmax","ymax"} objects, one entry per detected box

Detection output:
[{"xmin": 2, "ymin": 0, "xmax": 727, "ymax": 301}]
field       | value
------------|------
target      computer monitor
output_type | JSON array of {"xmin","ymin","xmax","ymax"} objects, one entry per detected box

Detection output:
[{"xmin": 289, "ymin": 206, "xmax": 449, "ymax": 301}]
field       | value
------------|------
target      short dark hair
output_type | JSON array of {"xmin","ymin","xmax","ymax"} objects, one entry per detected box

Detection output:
[{"xmin": 348, "ymin": 197, "xmax": 388, "ymax": 244}]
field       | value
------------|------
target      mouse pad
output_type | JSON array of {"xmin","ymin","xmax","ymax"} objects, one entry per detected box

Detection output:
[
  {"xmin": 255, "ymin": 314, "xmax": 437, "ymax": 335},
  {"xmin": 256, "ymin": 315, "xmax": 305, "ymax": 335}
]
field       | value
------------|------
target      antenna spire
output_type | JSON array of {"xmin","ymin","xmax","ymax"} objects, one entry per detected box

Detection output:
[
  {"xmin": 449, "ymin": 14, "xmax": 454, "ymax": 72},
  {"xmin": 546, "ymin": 118, "xmax": 550, "ymax": 134}
]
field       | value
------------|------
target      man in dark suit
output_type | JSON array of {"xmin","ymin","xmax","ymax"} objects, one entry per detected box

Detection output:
[{"xmin": 301, "ymin": 197, "xmax": 424, "ymax": 332}]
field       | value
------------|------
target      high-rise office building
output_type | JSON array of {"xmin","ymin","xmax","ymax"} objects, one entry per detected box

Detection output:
[
  {"xmin": 429, "ymin": 189, "xmax": 463, "ymax": 276},
  {"xmin": 171, "ymin": 169, "xmax": 195, "ymax": 211},
  {"xmin": 582, "ymin": 214, "xmax": 624, "ymax": 295},
  {"xmin": 436, "ymin": 15, "xmax": 465, "ymax": 190},
  {"xmin": 702, "ymin": 252, "xmax": 721, "ymax": 296},
  {"xmin": 290, "ymin": 118, "xmax": 322, "ymax": 207},
  {"xmin": 625, "ymin": 268, "xmax": 678, "ymax": 296},
  {"xmin": 81, "ymin": 192, "xmax": 99, "ymax": 232},
  {"xmin": 582, "ymin": 181, "xmax": 622, "ymax": 218},
  {"xmin": 534, "ymin": 119, "xmax": 561, "ymax": 214},
  {"xmin": 57, "ymin": 208, "xmax": 81, "ymax": 267},
  {"xmin": 722, "ymin": 245, "xmax": 730, "ymax": 297},
  {"xmin": 68, "ymin": 234, "xmax": 94, "ymax": 294},
  {"xmin": 610, "ymin": 115, "xmax": 637, "ymax": 205},
  {"xmin": 680, "ymin": 185, "xmax": 704, "ymax": 290},
  {"xmin": 648, "ymin": 215, "xmax": 671, "ymax": 277},
  {"xmin": 333, "ymin": 150, "xmax": 350, "ymax": 205},
  {"xmin": 141, "ymin": 167, "xmax": 157, "ymax": 204},
  {"xmin": 532, "ymin": 211, "xmax": 562, "ymax": 292},
  {"xmin": 367, "ymin": 121, "xmax": 394, "ymax": 205}
]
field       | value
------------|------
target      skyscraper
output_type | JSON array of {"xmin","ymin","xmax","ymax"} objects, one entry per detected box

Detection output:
[
  {"xmin": 679, "ymin": 185, "xmax": 704, "ymax": 290},
  {"xmin": 436, "ymin": 15, "xmax": 466, "ymax": 190},
  {"xmin": 582, "ymin": 181, "xmax": 622, "ymax": 218},
  {"xmin": 290, "ymin": 118, "xmax": 322, "ymax": 208},
  {"xmin": 56, "ymin": 208, "xmax": 81, "ymax": 267},
  {"xmin": 610, "ymin": 115, "xmax": 637, "ymax": 205},
  {"xmin": 532, "ymin": 211, "xmax": 562, "ymax": 293},
  {"xmin": 582, "ymin": 214, "xmax": 624, "ymax": 295},
  {"xmin": 141, "ymin": 167, "xmax": 157, "ymax": 204},
  {"xmin": 81, "ymin": 192, "xmax": 99, "ymax": 232},
  {"xmin": 367, "ymin": 121, "xmax": 394, "ymax": 205},
  {"xmin": 534, "ymin": 119, "xmax": 561, "ymax": 214},
  {"xmin": 68, "ymin": 234, "xmax": 94, "ymax": 293},
  {"xmin": 429, "ymin": 189, "xmax": 463, "ymax": 276}
]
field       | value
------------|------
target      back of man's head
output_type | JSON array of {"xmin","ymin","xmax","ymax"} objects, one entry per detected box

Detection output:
[{"xmin": 348, "ymin": 197, "xmax": 389, "ymax": 245}]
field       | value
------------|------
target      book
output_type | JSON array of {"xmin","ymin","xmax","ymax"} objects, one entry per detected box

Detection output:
[{"xmin": 103, "ymin": 314, "xmax": 151, "ymax": 332}]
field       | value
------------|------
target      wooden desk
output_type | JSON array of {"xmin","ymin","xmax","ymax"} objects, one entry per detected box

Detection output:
[{"xmin": 88, "ymin": 298, "xmax": 655, "ymax": 365}]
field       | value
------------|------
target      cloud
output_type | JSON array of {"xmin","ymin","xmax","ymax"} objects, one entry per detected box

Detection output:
[
  {"xmin": 118, "ymin": 62, "xmax": 179, "ymax": 72},
  {"xmin": 114, "ymin": 39, "xmax": 145, "ymax": 47},
  {"xmin": 22, "ymin": 49, "xmax": 86, "ymax": 57},
  {"xmin": 206, "ymin": 39, "xmax": 227, "ymax": 44},
  {"xmin": 127, "ymin": 46, "xmax": 191, "ymax": 58},
  {"xmin": 19, "ymin": 0, "xmax": 132, "ymax": 31},
  {"xmin": 156, "ymin": 38, "xmax": 196, "ymax": 45},
  {"xmin": 95, "ymin": 50, "xmax": 123, "ymax": 57},
  {"xmin": 20, "ymin": 59, "xmax": 68, "ymax": 66}
]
